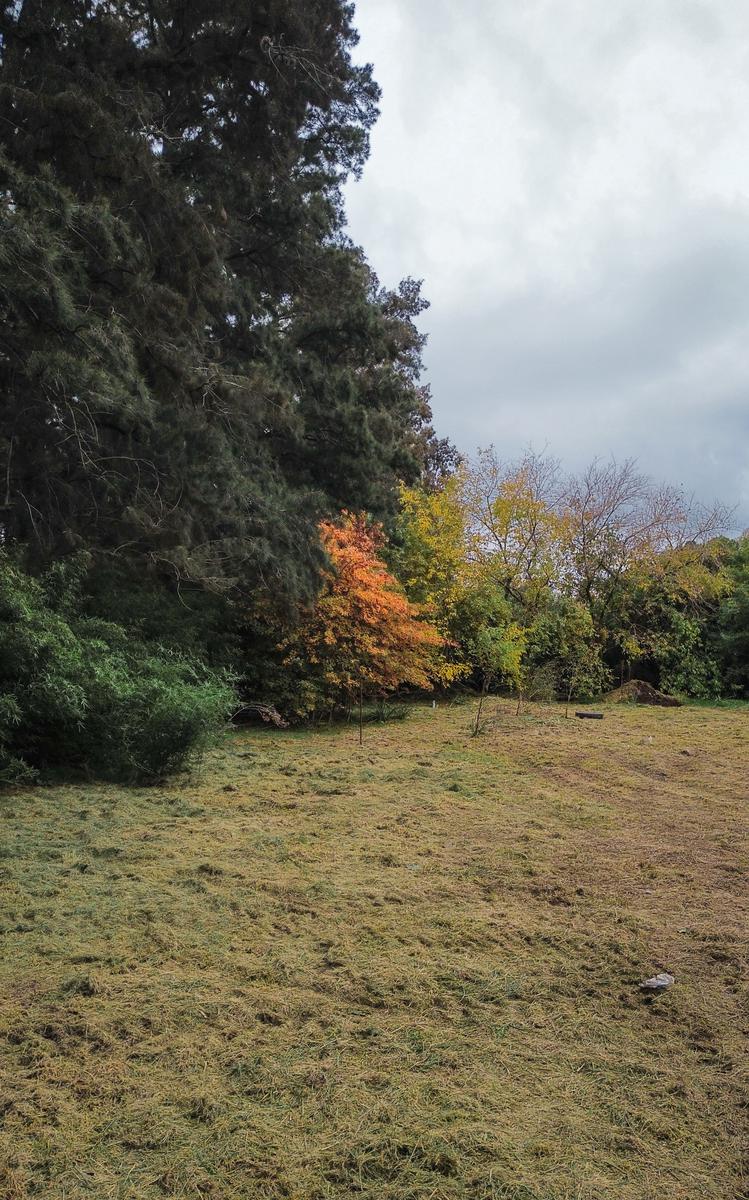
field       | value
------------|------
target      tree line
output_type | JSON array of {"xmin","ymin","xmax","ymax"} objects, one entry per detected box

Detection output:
[
  {"xmin": 0, "ymin": 1, "xmax": 745, "ymax": 782},
  {"xmin": 394, "ymin": 450, "xmax": 744, "ymax": 706}
]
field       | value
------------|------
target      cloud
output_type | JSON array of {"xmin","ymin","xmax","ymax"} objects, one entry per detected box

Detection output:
[{"xmin": 345, "ymin": 0, "xmax": 749, "ymax": 526}]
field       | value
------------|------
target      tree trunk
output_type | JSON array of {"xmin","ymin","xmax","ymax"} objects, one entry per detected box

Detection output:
[{"xmin": 472, "ymin": 676, "xmax": 489, "ymax": 737}]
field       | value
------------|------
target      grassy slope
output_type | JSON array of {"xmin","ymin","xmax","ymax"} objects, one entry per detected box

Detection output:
[{"xmin": 1, "ymin": 702, "xmax": 747, "ymax": 1200}]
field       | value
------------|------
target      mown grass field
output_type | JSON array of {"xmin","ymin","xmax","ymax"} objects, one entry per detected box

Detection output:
[{"xmin": 1, "ymin": 701, "xmax": 748, "ymax": 1200}]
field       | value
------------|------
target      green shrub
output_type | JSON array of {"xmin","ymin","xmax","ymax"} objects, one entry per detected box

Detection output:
[
  {"xmin": 525, "ymin": 598, "xmax": 611, "ymax": 701},
  {"xmin": 650, "ymin": 612, "xmax": 721, "ymax": 700},
  {"xmin": 0, "ymin": 555, "xmax": 235, "ymax": 784}
]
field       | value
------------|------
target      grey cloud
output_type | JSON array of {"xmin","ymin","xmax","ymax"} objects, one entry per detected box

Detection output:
[
  {"xmin": 346, "ymin": 0, "xmax": 749, "ymax": 528},
  {"xmin": 450, "ymin": 209, "xmax": 749, "ymax": 393}
]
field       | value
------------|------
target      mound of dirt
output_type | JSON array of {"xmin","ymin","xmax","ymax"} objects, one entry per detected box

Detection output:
[{"xmin": 607, "ymin": 679, "xmax": 682, "ymax": 708}]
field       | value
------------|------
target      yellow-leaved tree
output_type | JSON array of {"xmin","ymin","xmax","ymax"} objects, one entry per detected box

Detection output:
[{"xmin": 396, "ymin": 468, "xmax": 475, "ymax": 619}]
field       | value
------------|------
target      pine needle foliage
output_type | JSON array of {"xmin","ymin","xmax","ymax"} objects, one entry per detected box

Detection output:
[{"xmin": 0, "ymin": 0, "xmax": 438, "ymax": 603}]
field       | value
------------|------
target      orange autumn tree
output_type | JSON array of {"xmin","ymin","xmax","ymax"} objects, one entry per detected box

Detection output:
[{"xmin": 280, "ymin": 514, "xmax": 449, "ymax": 716}]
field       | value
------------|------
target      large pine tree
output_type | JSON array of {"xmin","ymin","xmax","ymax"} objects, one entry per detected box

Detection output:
[{"xmin": 0, "ymin": 0, "xmax": 439, "ymax": 604}]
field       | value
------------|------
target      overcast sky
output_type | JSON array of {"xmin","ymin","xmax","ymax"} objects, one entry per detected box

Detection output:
[{"xmin": 344, "ymin": 0, "xmax": 749, "ymax": 529}]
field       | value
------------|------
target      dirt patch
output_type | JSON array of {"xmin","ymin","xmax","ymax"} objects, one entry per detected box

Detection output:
[{"xmin": 608, "ymin": 678, "xmax": 682, "ymax": 706}]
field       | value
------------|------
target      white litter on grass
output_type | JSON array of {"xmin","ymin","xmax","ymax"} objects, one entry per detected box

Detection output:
[{"xmin": 640, "ymin": 972, "xmax": 675, "ymax": 992}]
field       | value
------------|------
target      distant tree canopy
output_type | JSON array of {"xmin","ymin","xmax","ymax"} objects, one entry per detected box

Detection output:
[
  {"xmin": 0, "ymin": 0, "xmax": 440, "ymax": 603},
  {"xmin": 396, "ymin": 450, "xmax": 740, "ymax": 702}
]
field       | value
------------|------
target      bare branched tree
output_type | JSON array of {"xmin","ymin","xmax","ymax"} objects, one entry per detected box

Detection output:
[
  {"xmin": 452, "ymin": 451, "xmax": 732, "ymax": 624},
  {"xmin": 566, "ymin": 457, "xmax": 732, "ymax": 616}
]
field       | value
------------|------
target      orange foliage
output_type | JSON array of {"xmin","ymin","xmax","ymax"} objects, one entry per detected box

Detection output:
[{"xmin": 281, "ymin": 514, "xmax": 446, "ymax": 704}]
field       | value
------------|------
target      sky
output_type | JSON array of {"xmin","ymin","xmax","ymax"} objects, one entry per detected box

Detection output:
[{"xmin": 343, "ymin": 0, "xmax": 749, "ymax": 530}]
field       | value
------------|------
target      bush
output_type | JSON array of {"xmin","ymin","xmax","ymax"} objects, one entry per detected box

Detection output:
[
  {"xmin": 651, "ymin": 612, "xmax": 721, "ymax": 700},
  {"xmin": 0, "ymin": 555, "xmax": 235, "ymax": 784},
  {"xmin": 525, "ymin": 599, "xmax": 611, "ymax": 702}
]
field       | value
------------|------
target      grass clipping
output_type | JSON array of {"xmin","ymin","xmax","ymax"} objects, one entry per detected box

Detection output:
[
  {"xmin": 1, "ymin": 700, "xmax": 747, "ymax": 1199},
  {"xmin": 607, "ymin": 679, "xmax": 682, "ymax": 707}
]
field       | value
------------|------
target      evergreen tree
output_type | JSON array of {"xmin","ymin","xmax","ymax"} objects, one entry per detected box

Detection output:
[{"xmin": 0, "ymin": 0, "xmax": 438, "ymax": 605}]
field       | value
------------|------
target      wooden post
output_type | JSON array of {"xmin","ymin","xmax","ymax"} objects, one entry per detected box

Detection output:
[
  {"xmin": 358, "ymin": 680, "xmax": 363, "ymax": 746},
  {"xmin": 472, "ymin": 675, "xmax": 489, "ymax": 737},
  {"xmin": 566, "ymin": 668, "xmax": 576, "ymax": 719}
]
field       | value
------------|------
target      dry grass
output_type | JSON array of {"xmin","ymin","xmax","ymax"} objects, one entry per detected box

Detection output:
[{"xmin": 1, "ymin": 701, "xmax": 748, "ymax": 1199}]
